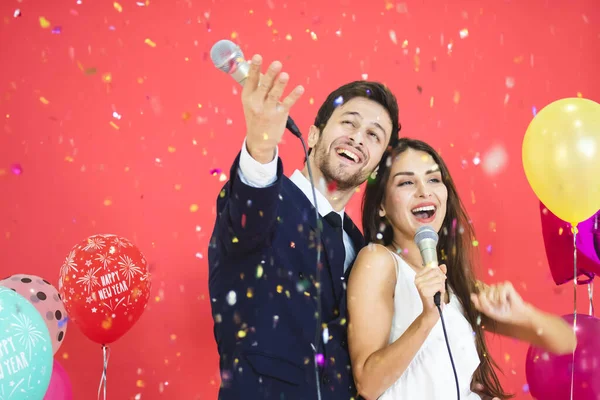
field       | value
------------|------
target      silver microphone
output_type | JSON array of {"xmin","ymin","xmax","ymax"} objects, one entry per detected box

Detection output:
[
  {"xmin": 414, "ymin": 225, "xmax": 442, "ymax": 306},
  {"xmin": 209, "ymin": 39, "xmax": 302, "ymax": 138},
  {"xmin": 210, "ymin": 40, "xmax": 251, "ymax": 86}
]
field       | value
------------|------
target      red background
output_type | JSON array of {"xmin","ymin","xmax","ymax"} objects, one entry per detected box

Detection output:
[{"xmin": 1, "ymin": 0, "xmax": 599, "ymax": 398}]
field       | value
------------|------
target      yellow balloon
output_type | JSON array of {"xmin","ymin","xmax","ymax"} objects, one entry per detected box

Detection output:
[{"xmin": 522, "ymin": 97, "xmax": 600, "ymax": 224}]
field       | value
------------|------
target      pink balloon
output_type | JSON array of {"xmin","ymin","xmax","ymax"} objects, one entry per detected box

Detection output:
[
  {"xmin": 0, "ymin": 274, "xmax": 68, "ymax": 355},
  {"xmin": 526, "ymin": 314, "xmax": 600, "ymax": 399},
  {"xmin": 44, "ymin": 360, "xmax": 73, "ymax": 400}
]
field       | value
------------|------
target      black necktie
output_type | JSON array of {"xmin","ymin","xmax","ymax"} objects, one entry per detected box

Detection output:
[{"xmin": 324, "ymin": 212, "xmax": 343, "ymax": 239}]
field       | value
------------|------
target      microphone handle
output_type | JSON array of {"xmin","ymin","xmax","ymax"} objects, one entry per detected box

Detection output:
[
  {"xmin": 286, "ymin": 116, "xmax": 302, "ymax": 138},
  {"xmin": 434, "ymin": 291, "xmax": 441, "ymax": 307}
]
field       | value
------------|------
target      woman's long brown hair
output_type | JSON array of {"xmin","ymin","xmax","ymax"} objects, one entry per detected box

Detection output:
[{"xmin": 362, "ymin": 138, "xmax": 514, "ymax": 399}]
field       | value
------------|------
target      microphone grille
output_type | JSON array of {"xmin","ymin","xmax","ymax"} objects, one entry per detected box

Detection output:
[
  {"xmin": 414, "ymin": 225, "xmax": 439, "ymax": 245},
  {"xmin": 210, "ymin": 40, "xmax": 245, "ymax": 74}
]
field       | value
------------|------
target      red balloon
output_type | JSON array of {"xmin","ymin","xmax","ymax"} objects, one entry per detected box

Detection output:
[{"xmin": 58, "ymin": 234, "xmax": 151, "ymax": 344}]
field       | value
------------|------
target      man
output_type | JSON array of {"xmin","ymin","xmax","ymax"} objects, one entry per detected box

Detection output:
[{"xmin": 208, "ymin": 53, "xmax": 400, "ymax": 399}]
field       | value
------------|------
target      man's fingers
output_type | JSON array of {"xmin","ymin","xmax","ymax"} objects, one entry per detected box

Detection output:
[
  {"xmin": 280, "ymin": 85, "xmax": 305, "ymax": 111},
  {"xmin": 243, "ymin": 54, "xmax": 262, "ymax": 97},
  {"xmin": 265, "ymin": 72, "xmax": 289, "ymax": 108},
  {"xmin": 256, "ymin": 61, "xmax": 282, "ymax": 97}
]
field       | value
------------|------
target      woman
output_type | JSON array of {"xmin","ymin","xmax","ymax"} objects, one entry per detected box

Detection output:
[{"xmin": 347, "ymin": 138, "xmax": 576, "ymax": 400}]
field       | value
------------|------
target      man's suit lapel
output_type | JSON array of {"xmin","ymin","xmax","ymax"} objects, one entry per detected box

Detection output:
[{"xmin": 282, "ymin": 178, "xmax": 346, "ymax": 302}]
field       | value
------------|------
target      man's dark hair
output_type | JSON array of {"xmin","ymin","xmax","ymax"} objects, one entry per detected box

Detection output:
[{"xmin": 307, "ymin": 81, "xmax": 401, "ymax": 158}]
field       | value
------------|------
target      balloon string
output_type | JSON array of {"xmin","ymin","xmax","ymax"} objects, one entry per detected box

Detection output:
[
  {"xmin": 570, "ymin": 225, "xmax": 578, "ymax": 400},
  {"xmin": 97, "ymin": 344, "xmax": 110, "ymax": 400},
  {"xmin": 589, "ymin": 281, "xmax": 595, "ymax": 316}
]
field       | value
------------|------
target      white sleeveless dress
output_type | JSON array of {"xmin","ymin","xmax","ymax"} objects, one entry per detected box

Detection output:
[{"xmin": 379, "ymin": 250, "xmax": 482, "ymax": 400}]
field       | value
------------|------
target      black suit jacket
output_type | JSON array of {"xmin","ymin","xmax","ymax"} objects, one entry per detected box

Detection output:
[{"xmin": 208, "ymin": 153, "xmax": 365, "ymax": 399}]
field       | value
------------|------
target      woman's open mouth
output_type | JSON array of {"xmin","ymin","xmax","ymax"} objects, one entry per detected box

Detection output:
[{"xmin": 411, "ymin": 205, "xmax": 437, "ymax": 223}]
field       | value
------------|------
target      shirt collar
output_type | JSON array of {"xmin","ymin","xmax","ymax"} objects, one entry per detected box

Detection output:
[{"xmin": 289, "ymin": 170, "xmax": 345, "ymax": 221}]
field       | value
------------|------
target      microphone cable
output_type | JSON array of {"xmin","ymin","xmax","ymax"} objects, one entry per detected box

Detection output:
[
  {"xmin": 435, "ymin": 293, "xmax": 460, "ymax": 400},
  {"xmin": 286, "ymin": 118, "xmax": 324, "ymax": 400}
]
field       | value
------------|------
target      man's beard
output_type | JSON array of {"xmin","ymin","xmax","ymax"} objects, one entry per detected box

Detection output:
[{"xmin": 313, "ymin": 138, "xmax": 369, "ymax": 191}]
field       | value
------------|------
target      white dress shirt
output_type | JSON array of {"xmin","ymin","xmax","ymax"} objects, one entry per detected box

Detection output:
[{"xmin": 237, "ymin": 139, "xmax": 356, "ymax": 272}]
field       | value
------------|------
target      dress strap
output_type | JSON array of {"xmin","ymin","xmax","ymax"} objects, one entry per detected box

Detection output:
[{"xmin": 383, "ymin": 246, "xmax": 401, "ymax": 280}]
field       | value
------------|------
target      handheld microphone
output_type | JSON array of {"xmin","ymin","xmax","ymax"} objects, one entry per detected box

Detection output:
[
  {"xmin": 414, "ymin": 225, "xmax": 441, "ymax": 306},
  {"xmin": 415, "ymin": 225, "xmax": 460, "ymax": 400},
  {"xmin": 209, "ymin": 39, "xmax": 302, "ymax": 138}
]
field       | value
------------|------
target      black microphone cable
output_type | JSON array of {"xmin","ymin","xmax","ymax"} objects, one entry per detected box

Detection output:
[
  {"xmin": 434, "ymin": 291, "xmax": 460, "ymax": 400},
  {"xmin": 286, "ymin": 117, "xmax": 324, "ymax": 400}
]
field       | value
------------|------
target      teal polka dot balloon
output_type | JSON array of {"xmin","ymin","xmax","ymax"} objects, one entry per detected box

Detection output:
[{"xmin": 0, "ymin": 286, "xmax": 53, "ymax": 399}]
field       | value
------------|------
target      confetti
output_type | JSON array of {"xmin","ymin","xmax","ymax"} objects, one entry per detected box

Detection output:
[
  {"xmin": 459, "ymin": 28, "xmax": 469, "ymax": 39},
  {"xmin": 389, "ymin": 30, "xmax": 397, "ymax": 44},
  {"xmin": 114, "ymin": 2, "xmax": 123, "ymax": 12},
  {"xmin": 39, "ymin": 17, "xmax": 51, "ymax": 29},
  {"xmin": 190, "ymin": 204, "xmax": 199, "ymax": 212},
  {"xmin": 51, "ymin": 26, "xmax": 62, "ymax": 34},
  {"xmin": 39, "ymin": 97, "xmax": 49, "ymax": 105},
  {"xmin": 144, "ymin": 38, "xmax": 156, "ymax": 47},
  {"xmin": 13, "ymin": 9, "xmax": 21, "ymax": 18},
  {"xmin": 482, "ymin": 145, "xmax": 508, "ymax": 176},
  {"xmin": 453, "ymin": 91, "xmax": 460, "ymax": 104},
  {"xmin": 10, "ymin": 164, "xmax": 23, "ymax": 175},
  {"xmin": 226, "ymin": 291, "xmax": 237, "ymax": 306},
  {"xmin": 505, "ymin": 77, "xmax": 515, "ymax": 89},
  {"xmin": 315, "ymin": 353, "xmax": 325, "ymax": 366}
]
